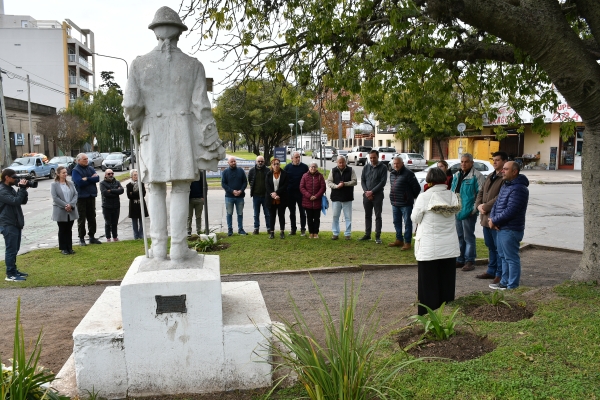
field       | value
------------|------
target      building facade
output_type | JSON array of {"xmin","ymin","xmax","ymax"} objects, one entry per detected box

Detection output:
[
  {"xmin": 0, "ymin": 10, "xmax": 95, "ymax": 110},
  {"xmin": 3, "ymin": 96, "xmax": 57, "ymax": 162}
]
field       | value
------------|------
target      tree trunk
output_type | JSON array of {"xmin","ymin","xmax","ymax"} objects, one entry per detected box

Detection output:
[
  {"xmin": 435, "ymin": 139, "xmax": 444, "ymax": 161},
  {"xmin": 572, "ymin": 122, "xmax": 600, "ymax": 281}
]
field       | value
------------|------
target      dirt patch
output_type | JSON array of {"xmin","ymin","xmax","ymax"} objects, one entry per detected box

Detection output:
[
  {"xmin": 397, "ymin": 326, "xmax": 496, "ymax": 362},
  {"xmin": 465, "ymin": 303, "xmax": 534, "ymax": 322}
]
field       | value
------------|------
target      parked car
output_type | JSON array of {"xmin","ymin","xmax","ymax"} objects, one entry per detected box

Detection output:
[
  {"xmin": 347, "ymin": 146, "xmax": 372, "ymax": 166},
  {"xmin": 86, "ymin": 152, "xmax": 103, "ymax": 168},
  {"xmin": 100, "ymin": 152, "xmax": 110, "ymax": 161},
  {"xmin": 10, "ymin": 156, "xmax": 58, "ymax": 179},
  {"xmin": 313, "ymin": 146, "xmax": 337, "ymax": 160},
  {"xmin": 414, "ymin": 158, "xmax": 494, "ymax": 192},
  {"xmin": 102, "ymin": 153, "xmax": 131, "ymax": 171},
  {"xmin": 395, "ymin": 153, "xmax": 427, "ymax": 171},
  {"xmin": 48, "ymin": 156, "xmax": 75, "ymax": 168},
  {"xmin": 294, "ymin": 148, "xmax": 306, "ymax": 156},
  {"xmin": 336, "ymin": 149, "xmax": 349, "ymax": 160},
  {"xmin": 371, "ymin": 147, "xmax": 397, "ymax": 169}
]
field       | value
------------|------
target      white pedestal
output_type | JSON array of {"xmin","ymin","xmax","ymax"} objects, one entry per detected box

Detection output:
[{"xmin": 71, "ymin": 254, "xmax": 272, "ymax": 398}]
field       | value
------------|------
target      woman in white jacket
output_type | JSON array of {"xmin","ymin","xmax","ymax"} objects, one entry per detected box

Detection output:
[{"xmin": 411, "ymin": 167, "xmax": 461, "ymax": 315}]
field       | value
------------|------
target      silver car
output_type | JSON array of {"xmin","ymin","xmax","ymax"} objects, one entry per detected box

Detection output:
[
  {"xmin": 414, "ymin": 158, "xmax": 494, "ymax": 192},
  {"xmin": 85, "ymin": 152, "xmax": 103, "ymax": 168},
  {"xmin": 101, "ymin": 153, "xmax": 131, "ymax": 171}
]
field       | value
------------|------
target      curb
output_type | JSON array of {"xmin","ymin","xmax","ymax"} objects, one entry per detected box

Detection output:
[
  {"xmin": 520, "ymin": 243, "xmax": 582, "ymax": 254},
  {"xmin": 534, "ymin": 181, "xmax": 581, "ymax": 185}
]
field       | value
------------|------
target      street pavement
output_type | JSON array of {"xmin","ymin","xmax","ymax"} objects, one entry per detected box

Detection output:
[{"xmin": 0, "ymin": 159, "xmax": 584, "ymax": 261}]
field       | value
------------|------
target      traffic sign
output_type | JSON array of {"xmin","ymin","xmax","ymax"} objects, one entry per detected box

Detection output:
[
  {"xmin": 457, "ymin": 123, "xmax": 466, "ymax": 133},
  {"xmin": 342, "ymin": 111, "xmax": 351, "ymax": 121}
]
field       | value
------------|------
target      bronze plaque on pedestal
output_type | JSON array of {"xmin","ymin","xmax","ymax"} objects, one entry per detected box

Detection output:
[{"xmin": 155, "ymin": 295, "xmax": 187, "ymax": 314}]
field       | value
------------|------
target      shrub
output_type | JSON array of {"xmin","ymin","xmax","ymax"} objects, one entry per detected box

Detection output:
[
  {"xmin": 411, "ymin": 302, "xmax": 460, "ymax": 341},
  {"xmin": 268, "ymin": 276, "xmax": 419, "ymax": 400}
]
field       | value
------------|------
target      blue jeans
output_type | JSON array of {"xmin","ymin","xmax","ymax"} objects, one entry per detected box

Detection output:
[
  {"xmin": 225, "ymin": 197, "xmax": 245, "ymax": 231},
  {"xmin": 131, "ymin": 217, "xmax": 143, "ymax": 239},
  {"xmin": 252, "ymin": 196, "xmax": 270, "ymax": 230},
  {"xmin": 483, "ymin": 226, "xmax": 500, "ymax": 276},
  {"xmin": 455, "ymin": 213, "xmax": 477, "ymax": 263},
  {"xmin": 496, "ymin": 229, "xmax": 524, "ymax": 289},
  {"xmin": 392, "ymin": 205, "xmax": 413, "ymax": 243},
  {"xmin": 288, "ymin": 194, "xmax": 306, "ymax": 232},
  {"xmin": 331, "ymin": 201, "xmax": 352, "ymax": 237},
  {"xmin": 1, "ymin": 225, "xmax": 22, "ymax": 277}
]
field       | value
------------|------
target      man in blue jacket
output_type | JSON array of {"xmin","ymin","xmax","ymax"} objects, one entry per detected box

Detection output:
[
  {"xmin": 0, "ymin": 169, "xmax": 29, "ymax": 282},
  {"xmin": 489, "ymin": 161, "xmax": 529, "ymax": 290},
  {"xmin": 72, "ymin": 153, "xmax": 102, "ymax": 245},
  {"xmin": 284, "ymin": 151, "xmax": 309, "ymax": 235},
  {"xmin": 221, "ymin": 156, "xmax": 248, "ymax": 236}
]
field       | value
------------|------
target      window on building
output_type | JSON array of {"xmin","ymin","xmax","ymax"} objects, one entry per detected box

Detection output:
[
  {"xmin": 378, "ymin": 140, "xmax": 383, "ymax": 146},
  {"xmin": 21, "ymin": 20, "xmax": 28, "ymax": 28}
]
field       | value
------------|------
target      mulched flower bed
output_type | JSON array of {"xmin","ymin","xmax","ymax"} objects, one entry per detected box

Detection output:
[
  {"xmin": 397, "ymin": 325, "xmax": 496, "ymax": 361},
  {"xmin": 465, "ymin": 303, "xmax": 534, "ymax": 322}
]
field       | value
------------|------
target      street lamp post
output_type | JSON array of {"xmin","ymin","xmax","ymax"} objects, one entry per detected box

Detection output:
[
  {"xmin": 298, "ymin": 119, "xmax": 304, "ymax": 159},
  {"xmin": 288, "ymin": 123, "xmax": 294, "ymax": 151},
  {"xmin": 92, "ymin": 52, "xmax": 134, "ymax": 167}
]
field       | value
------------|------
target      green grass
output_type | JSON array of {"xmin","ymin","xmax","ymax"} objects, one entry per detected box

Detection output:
[
  {"xmin": 0, "ymin": 235, "xmax": 488, "ymax": 288},
  {"xmin": 228, "ymin": 150, "xmax": 260, "ymax": 160},
  {"xmin": 266, "ymin": 282, "xmax": 600, "ymax": 400},
  {"xmin": 375, "ymin": 281, "xmax": 600, "ymax": 399}
]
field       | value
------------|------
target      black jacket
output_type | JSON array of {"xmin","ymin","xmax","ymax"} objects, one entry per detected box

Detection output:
[
  {"xmin": 100, "ymin": 179, "xmax": 124, "ymax": 209},
  {"xmin": 389, "ymin": 166, "xmax": 421, "ymax": 207},
  {"xmin": 248, "ymin": 164, "xmax": 269, "ymax": 197},
  {"xmin": 126, "ymin": 181, "xmax": 148, "ymax": 219},
  {"xmin": 361, "ymin": 162, "xmax": 388, "ymax": 195},
  {"xmin": 0, "ymin": 182, "xmax": 28, "ymax": 228},
  {"xmin": 265, "ymin": 169, "xmax": 289, "ymax": 206}
]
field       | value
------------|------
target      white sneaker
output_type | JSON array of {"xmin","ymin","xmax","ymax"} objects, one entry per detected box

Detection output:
[{"xmin": 489, "ymin": 283, "xmax": 507, "ymax": 290}]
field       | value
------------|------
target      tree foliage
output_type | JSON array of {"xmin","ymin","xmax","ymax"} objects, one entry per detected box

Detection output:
[
  {"xmin": 66, "ymin": 71, "xmax": 129, "ymax": 151},
  {"xmin": 213, "ymin": 79, "xmax": 318, "ymax": 161},
  {"xmin": 36, "ymin": 113, "xmax": 89, "ymax": 155},
  {"xmin": 181, "ymin": 0, "xmax": 600, "ymax": 280}
]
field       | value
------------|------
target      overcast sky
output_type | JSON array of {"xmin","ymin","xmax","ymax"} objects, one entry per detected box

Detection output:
[{"xmin": 5, "ymin": 0, "xmax": 229, "ymax": 98}]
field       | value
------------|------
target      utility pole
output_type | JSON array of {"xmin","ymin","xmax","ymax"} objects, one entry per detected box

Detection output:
[
  {"xmin": 27, "ymin": 75, "xmax": 33, "ymax": 153},
  {"xmin": 338, "ymin": 111, "xmax": 343, "ymax": 149},
  {"xmin": 0, "ymin": 69, "xmax": 12, "ymax": 167}
]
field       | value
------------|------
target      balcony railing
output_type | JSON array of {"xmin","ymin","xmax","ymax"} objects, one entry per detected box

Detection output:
[
  {"xmin": 69, "ymin": 76, "xmax": 76, "ymax": 85},
  {"xmin": 79, "ymin": 78, "xmax": 91, "ymax": 89},
  {"xmin": 67, "ymin": 54, "xmax": 92, "ymax": 70}
]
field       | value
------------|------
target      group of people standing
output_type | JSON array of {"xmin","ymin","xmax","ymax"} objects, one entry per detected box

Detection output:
[{"xmin": 48, "ymin": 153, "xmax": 148, "ymax": 256}]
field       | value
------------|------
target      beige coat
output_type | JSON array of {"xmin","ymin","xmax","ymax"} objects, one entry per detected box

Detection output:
[
  {"xmin": 122, "ymin": 47, "xmax": 225, "ymax": 183},
  {"xmin": 474, "ymin": 172, "xmax": 504, "ymax": 227}
]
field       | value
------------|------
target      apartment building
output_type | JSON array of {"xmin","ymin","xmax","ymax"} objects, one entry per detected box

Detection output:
[{"xmin": 0, "ymin": 6, "xmax": 95, "ymax": 110}]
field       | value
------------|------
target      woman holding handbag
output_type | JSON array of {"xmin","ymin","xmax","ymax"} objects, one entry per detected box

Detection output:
[
  {"xmin": 265, "ymin": 158, "xmax": 289, "ymax": 239},
  {"xmin": 50, "ymin": 166, "xmax": 79, "ymax": 255},
  {"xmin": 300, "ymin": 162, "xmax": 326, "ymax": 238}
]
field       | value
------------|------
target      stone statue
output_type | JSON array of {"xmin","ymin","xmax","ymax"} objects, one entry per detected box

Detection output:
[{"xmin": 123, "ymin": 6, "xmax": 225, "ymax": 261}]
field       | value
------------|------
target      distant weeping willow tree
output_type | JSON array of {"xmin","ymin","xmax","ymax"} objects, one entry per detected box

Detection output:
[{"xmin": 66, "ymin": 71, "xmax": 130, "ymax": 152}]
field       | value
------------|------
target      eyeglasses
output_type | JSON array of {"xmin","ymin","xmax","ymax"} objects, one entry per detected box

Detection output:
[
  {"xmin": 310, "ymin": 166, "xmax": 318, "ymax": 169},
  {"xmin": 257, "ymin": 161, "xmax": 264, "ymax": 163},
  {"xmin": 106, "ymin": 173, "xmax": 114, "ymax": 176},
  {"xmin": 272, "ymin": 163, "xmax": 280, "ymax": 166}
]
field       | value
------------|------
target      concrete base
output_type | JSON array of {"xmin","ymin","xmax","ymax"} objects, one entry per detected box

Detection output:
[{"xmin": 67, "ymin": 254, "xmax": 272, "ymax": 399}]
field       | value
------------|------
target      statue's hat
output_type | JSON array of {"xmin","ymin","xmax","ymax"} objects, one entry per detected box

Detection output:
[{"xmin": 148, "ymin": 6, "xmax": 188, "ymax": 31}]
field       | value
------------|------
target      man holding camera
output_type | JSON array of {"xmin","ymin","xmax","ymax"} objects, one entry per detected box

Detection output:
[
  {"xmin": 72, "ymin": 153, "xmax": 102, "ymax": 245},
  {"xmin": 0, "ymin": 169, "xmax": 29, "ymax": 282}
]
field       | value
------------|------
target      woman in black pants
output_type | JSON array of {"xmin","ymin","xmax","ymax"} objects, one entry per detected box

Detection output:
[
  {"xmin": 265, "ymin": 158, "xmax": 289, "ymax": 239},
  {"xmin": 50, "ymin": 166, "xmax": 79, "ymax": 255}
]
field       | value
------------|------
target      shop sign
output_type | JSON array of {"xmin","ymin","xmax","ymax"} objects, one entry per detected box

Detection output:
[
  {"xmin": 33, "ymin": 135, "xmax": 41, "ymax": 145},
  {"xmin": 15, "ymin": 133, "xmax": 24, "ymax": 146}
]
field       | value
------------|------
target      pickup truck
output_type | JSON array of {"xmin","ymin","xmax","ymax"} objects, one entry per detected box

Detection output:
[
  {"xmin": 347, "ymin": 146, "xmax": 372, "ymax": 166},
  {"xmin": 9, "ymin": 156, "xmax": 58, "ymax": 179},
  {"xmin": 371, "ymin": 146, "xmax": 398, "ymax": 170}
]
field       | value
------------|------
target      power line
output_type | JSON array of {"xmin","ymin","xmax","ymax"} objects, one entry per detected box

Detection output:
[
  {"xmin": 0, "ymin": 56, "xmax": 66, "ymax": 91},
  {"xmin": 0, "ymin": 69, "xmax": 68, "ymax": 96}
]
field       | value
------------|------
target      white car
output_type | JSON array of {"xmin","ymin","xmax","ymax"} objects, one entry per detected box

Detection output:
[
  {"xmin": 414, "ymin": 158, "xmax": 494, "ymax": 192},
  {"xmin": 395, "ymin": 153, "xmax": 427, "ymax": 171}
]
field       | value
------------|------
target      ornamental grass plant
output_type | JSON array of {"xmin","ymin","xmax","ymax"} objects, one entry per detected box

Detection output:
[{"xmin": 268, "ymin": 276, "xmax": 420, "ymax": 400}]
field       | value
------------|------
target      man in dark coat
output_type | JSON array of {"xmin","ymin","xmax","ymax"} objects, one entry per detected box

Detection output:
[
  {"xmin": 188, "ymin": 177, "xmax": 204, "ymax": 236},
  {"xmin": 388, "ymin": 156, "xmax": 421, "ymax": 250},
  {"xmin": 489, "ymin": 161, "xmax": 529, "ymax": 290},
  {"xmin": 221, "ymin": 156, "xmax": 248, "ymax": 236},
  {"xmin": 360, "ymin": 150, "xmax": 388, "ymax": 244},
  {"xmin": 99, "ymin": 169, "xmax": 125, "ymax": 241},
  {"xmin": 72, "ymin": 153, "xmax": 101, "ymax": 245},
  {"xmin": 0, "ymin": 169, "xmax": 29, "ymax": 281},
  {"xmin": 284, "ymin": 151, "xmax": 309, "ymax": 235},
  {"xmin": 248, "ymin": 155, "xmax": 270, "ymax": 234}
]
